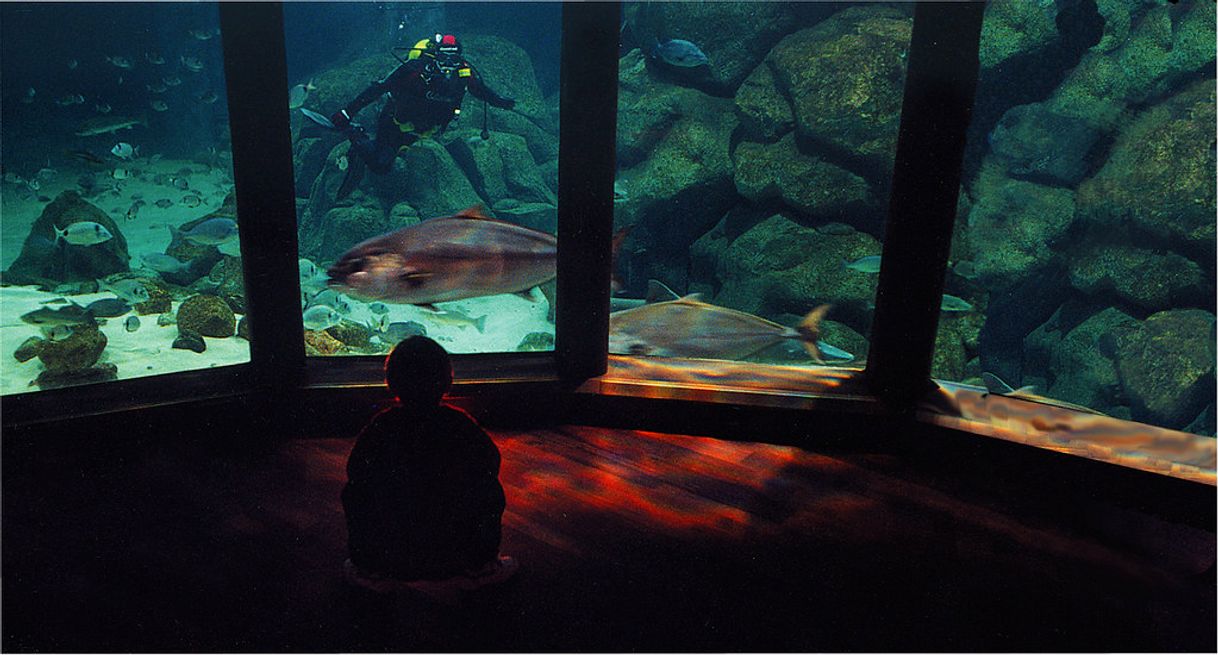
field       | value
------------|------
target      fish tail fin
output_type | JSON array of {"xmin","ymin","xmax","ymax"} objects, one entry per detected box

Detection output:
[
  {"xmin": 473, "ymin": 315, "xmax": 487, "ymax": 333},
  {"xmin": 52, "ymin": 224, "xmax": 65, "ymax": 243},
  {"xmin": 797, "ymin": 304, "xmax": 832, "ymax": 363}
]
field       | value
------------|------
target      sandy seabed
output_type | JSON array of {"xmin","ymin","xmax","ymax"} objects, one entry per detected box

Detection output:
[{"xmin": 1, "ymin": 157, "xmax": 554, "ymax": 396}]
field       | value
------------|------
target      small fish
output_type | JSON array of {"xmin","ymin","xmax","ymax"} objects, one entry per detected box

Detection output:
[
  {"xmin": 94, "ymin": 102, "xmax": 112, "ymax": 114},
  {"xmin": 102, "ymin": 279, "xmax": 150, "ymax": 304},
  {"xmin": 195, "ymin": 90, "xmax": 218, "ymax": 104},
  {"xmin": 302, "ymin": 305, "xmax": 342, "ymax": 331},
  {"xmin": 180, "ymin": 193, "xmax": 203, "ymax": 208},
  {"xmin": 188, "ymin": 28, "xmax": 215, "ymax": 40},
  {"xmin": 141, "ymin": 252, "xmax": 192, "ymax": 274},
  {"xmin": 613, "ymin": 181, "xmax": 629, "ymax": 203},
  {"xmin": 818, "ymin": 223, "xmax": 856, "ymax": 236},
  {"xmin": 111, "ymin": 142, "xmax": 137, "ymax": 159},
  {"xmin": 368, "ymin": 302, "xmax": 389, "ymax": 315},
  {"xmin": 40, "ymin": 324, "xmax": 75, "ymax": 341},
  {"xmin": 649, "ymin": 38, "xmax": 709, "ymax": 68},
  {"xmin": 21, "ymin": 87, "xmax": 35, "ymax": 104},
  {"xmin": 421, "ymin": 305, "xmax": 488, "ymax": 332},
  {"xmin": 816, "ymin": 340, "xmax": 855, "ymax": 362},
  {"xmin": 146, "ymin": 82, "xmax": 168, "ymax": 94},
  {"xmin": 36, "ymin": 167, "xmax": 58, "ymax": 181},
  {"xmin": 55, "ymin": 95, "xmax": 79, "ymax": 106},
  {"xmin": 21, "ymin": 302, "xmax": 95, "ymax": 327},
  {"xmin": 106, "ymin": 55, "xmax": 133, "ymax": 69},
  {"xmin": 298, "ymin": 257, "xmax": 321, "ymax": 280},
  {"xmin": 309, "ymin": 289, "xmax": 352, "ymax": 315},
  {"xmin": 25, "ymin": 178, "xmax": 41, "ymax": 192},
  {"xmin": 54, "ymin": 221, "xmax": 113, "ymax": 246},
  {"xmin": 842, "ymin": 255, "xmax": 882, "ymax": 274},
  {"xmin": 940, "ymin": 294, "xmax": 974, "ymax": 312},
  {"xmin": 154, "ymin": 198, "xmax": 174, "ymax": 208},
  {"xmin": 951, "ymin": 260, "xmax": 979, "ymax": 280},
  {"xmin": 380, "ymin": 321, "xmax": 428, "ymax": 343},
  {"xmin": 162, "ymin": 75, "xmax": 182, "ymax": 87},
  {"xmin": 180, "ymin": 55, "xmax": 205, "ymax": 72},
  {"xmin": 173, "ymin": 217, "xmax": 238, "ymax": 245},
  {"xmin": 124, "ymin": 315, "xmax": 141, "ymax": 332},
  {"xmin": 86, "ymin": 297, "xmax": 132, "ymax": 317},
  {"xmin": 145, "ymin": 51, "xmax": 166, "ymax": 65},
  {"xmin": 75, "ymin": 116, "xmax": 142, "ymax": 137},
  {"xmin": 125, "ymin": 200, "xmax": 144, "ymax": 221},
  {"xmin": 112, "ymin": 168, "xmax": 132, "ymax": 180},
  {"xmin": 67, "ymin": 58, "xmax": 78, "ymax": 70},
  {"xmin": 173, "ymin": 176, "xmax": 189, "ymax": 190},
  {"xmin": 287, "ymin": 80, "xmax": 317, "ymax": 109},
  {"xmin": 150, "ymin": 100, "xmax": 169, "ymax": 112}
]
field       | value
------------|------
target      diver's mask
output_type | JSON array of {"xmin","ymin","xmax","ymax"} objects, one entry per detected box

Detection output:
[{"xmin": 434, "ymin": 33, "xmax": 462, "ymax": 78}]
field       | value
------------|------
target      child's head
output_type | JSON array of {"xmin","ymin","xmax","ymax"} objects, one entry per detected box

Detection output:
[{"xmin": 384, "ymin": 336, "xmax": 453, "ymax": 406}]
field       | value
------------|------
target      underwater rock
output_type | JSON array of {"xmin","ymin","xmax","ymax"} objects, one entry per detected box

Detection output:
[
  {"xmin": 298, "ymin": 141, "xmax": 357, "ymax": 259},
  {"xmin": 388, "ymin": 202, "xmax": 421, "ymax": 228},
  {"xmin": 734, "ymin": 60, "xmax": 795, "ymax": 143},
  {"xmin": 492, "ymin": 200, "xmax": 557, "ymax": 235},
  {"xmin": 325, "ymin": 320, "xmax": 371, "ymax": 349},
  {"xmin": 931, "ymin": 314, "xmax": 977, "ymax": 382},
  {"xmin": 172, "ymin": 329, "xmax": 207, "ymax": 354},
  {"xmin": 1046, "ymin": 2, "xmax": 1214, "ymax": 127},
  {"xmin": 190, "ymin": 256, "xmax": 246, "ymax": 314},
  {"xmin": 372, "ymin": 140, "xmax": 484, "ymax": 222},
  {"xmin": 767, "ymin": 6, "xmax": 912, "ymax": 182},
  {"xmin": 133, "ymin": 278, "xmax": 173, "ymax": 315},
  {"xmin": 236, "ymin": 316, "xmax": 250, "ymax": 341},
  {"xmin": 36, "ymin": 363, "xmax": 117, "ymax": 390},
  {"xmin": 163, "ymin": 193, "xmax": 237, "ymax": 285},
  {"xmin": 177, "ymin": 294, "xmax": 235, "ymax": 338},
  {"xmin": 615, "ymin": 50, "xmax": 690, "ymax": 168},
  {"xmin": 515, "ymin": 331, "xmax": 555, "ymax": 352},
  {"xmin": 459, "ymin": 35, "xmax": 550, "ymax": 132},
  {"xmin": 629, "ymin": 1, "xmax": 798, "ymax": 96},
  {"xmin": 446, "ymin": 131, "xmax": 556, "ymax": 210},
  {"xmin": 733, "ymin": 134, "xmax": 876, "ymax": 228},
  {"xmin": 157, "ymin": 312, "xmax": 177, "ymax": 327},
  {"xmin": 976, "ymin": 265, "xmax": 1074, "ymax": 389},
  {"xmin": 1183, "ymin": 404, "xmax": 1215, "ymax": 437},
  {"xmin": 986, "ymin": 103, "xmax": 1102, "ymax": 185},
  {"xmin": 1024, "ymin": 304, "xmax": 1138, "ymax": 414},
  {"xmin": 310, "ymin": 196, "xmax": 389, "ymax": 264},
  {"xmin": 1076, "ymin": 79, "xmax": 1216, "ymax": 259},
  {"xmin": 1068, "ymin": 243, "xmax": 1208, "ymax": 313},
  {"xmin": 3, "ymin": 190, "xmax": 130, "ymax": 289},
  {"xmin": 961, "ymin": 169, "xmax": 1076, "ymax": 287},
  {"xmin": 708, "ymin": 214, "xmax": 882, "ymax": 335},
  {"xmin": 1114, "ymin": 309, "xmax": 1216, "ymax": 429},
  {"xmin": 304, "ymin": 329, "xmax": 345, "ymax": 356},
  {"xmin": 978, "ymin": 0, "xmax": 1061, "ymax": 71},
  {"xmin": 293, "ymin": 136, "xmax": 334, "ymax": 199},
  {"xmin": 14, "ymin": 337, "xmax": 45, "ymax": 363},
  {"xmin": 36, "ymin": 322, "xmax": 107, "ymax": 374},
  {"xmin": 453, "ymin": 106, "xmax": 559, "ymax": 165},
  {"xmin": 304, "ymin": 55, "xmax": 401, "ymax": 124}
]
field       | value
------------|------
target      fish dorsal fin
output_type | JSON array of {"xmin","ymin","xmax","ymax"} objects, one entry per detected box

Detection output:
[
  {"xmin": 981, "ymin": 372, "xmax": 1015, "ymax": 395},
  {"xmin": 453, "ymin": 204, "xmax": 493, "ymax": 221},
  {"xmin": 674, "ymin": 293, "xmax": 707, "ymax": 304},
  {"xmin": 645, "ymin": 279, "xmax": 680, "ymax": 303}
]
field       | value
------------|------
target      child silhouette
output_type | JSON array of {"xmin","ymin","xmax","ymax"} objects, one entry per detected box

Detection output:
[{"xmin": 342, "ymin": 336, "xmax": 515, "ymax": 595}]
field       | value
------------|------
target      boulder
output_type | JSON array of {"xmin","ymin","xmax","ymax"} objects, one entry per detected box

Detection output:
[
  {"xmin": 1024, "ymin": 304, "xmax": 1139, "ymax": 413},
  {"xmin": 192, "ymin": 256, "xmax": 247, "ymax": 314},
  {"xmin": 766, "ymin": 6, "xmax": 912, "ymax": 182},
  {"xmin": 734, "ymin": 60, "xmax": 795, "ymax": 143},
  {"xmin": 616, "ymin": 50, "xmax": 691, "ymax": 168},
  {"xmin": 371, "ymin": 139, "xmax": 485, "ymax": 220},
  {"xmin": 733, "ymin": 133, "xmax": 876, "ymax": 225},
  {"xmin": 978, "ymin": 0, "xmax": 1061, "ymax": 71},
  {"xmin": 36, "ymin": 323, "xmax": 107, "ymax": 374},
  {"xmin": 1075, "ymin": 79, "xmax": 1216, "ymax": 258},
  {"xmin": 963, "ymin": 168, "xmax": 1076, "ymax": 286},
  {"xmin": 164, "ymin": 192, "xmax": 238, "ymax": 286},
  {"xmin": 492, "ymin": 199, "xmax": 557, "ymax": 235},
  {"xmin": 3, "ymin": 191, "xmax": 129, "ymax": 289},
  {"xmin": 630, "ymin": 1, "xmax": 799, "ymax": 96},
  {"xmin": 1115, "ymin": 309, "xmax": 1216, "ymax": 429},
  {"xmin": 1068, "ymin": 243, "xmax": 1209, "ymax": 313},
  {"xmin": 177, "ymin": 294, "xmax": 236, "ymax": 338},
  {"xmin": 303, "ymin": 190, "xmax": 388, "ymax": 265},
  {"xmin": 986, "ymin": 102, "xmax": 1102, "ymax": 185},
  {"xmin": 446, "ymin": 131, "xmax": 556, "ymax": 209},
  {"xmin": 460, "ymin": 35, "xmax": 549, "ymax": 131}
]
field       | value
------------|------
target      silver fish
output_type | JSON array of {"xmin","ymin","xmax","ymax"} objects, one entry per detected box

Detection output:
[
  {"xmin": 54, "ymin": 221, "xmax": 113, "ymax": 246},
  {"xmin": 327, "ymin": 205, "xmax": 556, "ymax": 306},
  {"xmin": 609, "ymin": 296, "xmax": 830, "ymax": 362},
  {"xmin": 21, "ymin": 303, "xmax": 95, "ymax": 327},
  {"xmin": 75, "ymin": 116, "xmax": 142, "ymax": 136},
  {"xmin": 650, "ymin": 38, "xmax": 708, "ymax": 68},
  {"xmin": 940, "ymin": 294, "xmax": 974, "ymax": 312},
  {"xmin": 174, "ymin": 218, "xmax": 237, "ymax": 246},
  {"xmin": 302, "ymin": 305, "xmax": 342, "ymax": 331},
  {"xmin": 141, "ymin": 252, "xmax": 191, "ymax": 274},
  {"xmin": 842, "ymin": 255, "xmax": 882, "ymax": 274}
]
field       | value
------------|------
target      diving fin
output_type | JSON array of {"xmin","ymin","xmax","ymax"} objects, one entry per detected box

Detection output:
[{"xmin": 300, "ymin": 107, "xmax": 335, "ymax": 129}]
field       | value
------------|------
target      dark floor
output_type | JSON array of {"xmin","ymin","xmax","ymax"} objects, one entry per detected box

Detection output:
[{"xmin": 3, "ymin": 423, "xmax": 1214, "ymax": 652}]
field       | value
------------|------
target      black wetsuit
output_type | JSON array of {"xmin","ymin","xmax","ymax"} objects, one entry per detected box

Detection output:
[{"xmin": 342, "ymin": 57, "xmax": 514, "ymax": 174}]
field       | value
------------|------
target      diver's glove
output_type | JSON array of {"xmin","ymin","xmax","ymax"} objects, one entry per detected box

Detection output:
[{"xmin": 330, "ymin": 109, "xmax": 352, "ymax": 130}]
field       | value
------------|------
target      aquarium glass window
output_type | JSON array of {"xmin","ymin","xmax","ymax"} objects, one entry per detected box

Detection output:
[
  {"xmin": 285, "ymin": 2, "xmax": 561, "ymax": 357},
  {"xmin": 935, "ymin": 1, "xmax": 1216, "ymax": 434},
  {"xmin": 612, "ymin": 2, "xmax": 912, "ymax": 369},
  {"xmin": 1, "ymin": 2, "xmax": 247, "ymax": 395}
]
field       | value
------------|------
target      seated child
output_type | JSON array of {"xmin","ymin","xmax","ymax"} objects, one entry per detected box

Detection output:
[{"xmin": 342, "ymin": 336, "xmax": 515, "ymax": 590}]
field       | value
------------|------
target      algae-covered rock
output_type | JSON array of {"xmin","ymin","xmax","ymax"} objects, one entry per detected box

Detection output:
[
  {"xmin": 177, "ymin": 294, "xmax": 236, "ymax": 338},
  {"xmin": 515, "ymin": 331, "xmax": 555, "ymax": 352},
  {"xmin": 711, "ymin": 214, "xmax": 882, "ymax": 334},
  {"xmin": 3, "ymin": 191, "xmax": 130, "ymax": 288},
  {"xmin": 372, "ymin": 139, "xmax": 485, "ymax": 221},
  {"xmin": 304, "ymin": 329, "xmax": 345, "ymax": 356},
  {"xmin": 134, "ymin": 278, "xmax": 173, "ymax": 315},
  {"xmin": 164, "ymin": 193, "xmax": 237, "ymax": 285},
  {"xmin": 172, "ymin": 330, "xmax": 206, "ymax": 354},
  {"xmin": 1075, "ymin": 79, "xmax": 1216, "ymax": 257},
  {"xmin": 932, "ymin": 314, "xmax": 973, "ymax": 382},
  {"xmin": 963, "ymin": 169, "xmax": 1076, "ymax": 286},
  {"xmin": 733, "ymin": 134, "xmax": 876, "ymax": 224},
  {"xmin": 325, "ymin": 320, "xmax": 372, "ymax": 349},
  {"xmin": 36, "ymin": 362, "xmax": 117, "ymax": 390},
  {"xmin": 616, "ymin": 49, "xmax": 692, "ymax": 168},
  {"xmin": 767, "ymin": 6, "xmax": 911, "ymax": 180},
  {"xmin": 986, "ymin": 102, "xmax": 1102, "ymax": 185},
  {"xmin": 14, "ymin": 337, "xmax": 44, "ymax": 363},
  {"xmin": 459, "ymin": 35, "xmax": 549, "ymax": 130},
  {"xmin": 293, "ymin": 136, "xmax": 336, "ymax": 199},
  {"xmin": 630, "ymin": 1, "xmax": 799, "ymax": 96},
  {"xmin": 1068, "ymin": 244, "xmax": 1208, "ymax": 313},
  {"xmin": 492, "ymin": 199, "xmax": 557, "ymax": 235},
  {"xmin": 1115, "ymin": 309, "xmax": 1216, "ymax": 429},
  {"xmin": 734, "ymin": 60, "xmax": 795, "ymax": 143},
  {"xmin": 978, "ymin": 0, "xmax": 1061, "ymax": 70},
  {"xmin": 304, "ymin": 54, "xmax": 400, "ymax": 122},
  {"xmin": 446, "ymin": 131, "xmax": 556, "ymax": 209},
  {"xmin": 1025, "ymin": 304, "xmax": 1139, "ymax": 413},
  {"xmin": 315, "ymin": 198, "xmax": 389, "ymax": 264},
  {"xmin": 37, "ymin": 323, "xmax": 107, "ymax": 374},
  {"xmin": 388, "ymin": 202, "xmax": 421, "ymax": 228}
]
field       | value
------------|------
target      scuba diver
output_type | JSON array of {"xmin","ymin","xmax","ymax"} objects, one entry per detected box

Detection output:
[{"xmin": 317, "ymin": 34, "xmax": 516, "ymax": 198}]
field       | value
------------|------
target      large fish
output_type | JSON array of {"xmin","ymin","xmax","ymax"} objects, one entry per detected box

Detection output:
[
  {"xmin": 74, "ymin": 116, "xmax": 143, "ymax": 137},
  {"xmin": 609, "ymin": 294, "xmax": 831, "ymax": 362},
  {"xmin": 327, "ymin": 205, "xmax": 557, "ymax": 306}
]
